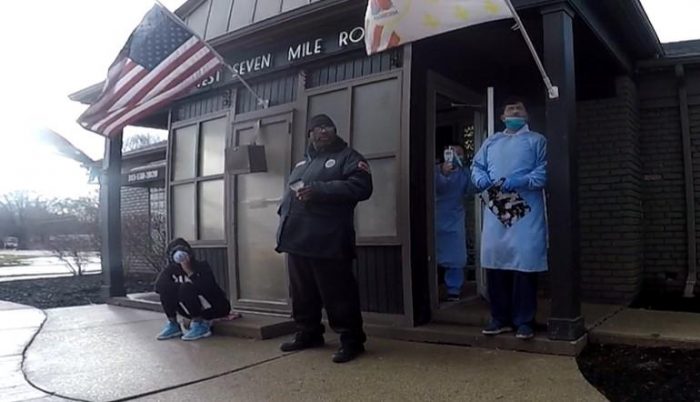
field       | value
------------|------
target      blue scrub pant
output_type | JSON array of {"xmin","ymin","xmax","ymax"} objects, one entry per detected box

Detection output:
[
  {"xmin": 486, "ymin": 268, "xmax": 538, "ymax": 328},
  {"xmin": 444, "ymin": 266, "xmax": 464, "ymax": 296}
]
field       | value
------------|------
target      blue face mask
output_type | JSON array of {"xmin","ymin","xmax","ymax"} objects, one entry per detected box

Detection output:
[{"xmin": 504, "ymin": 116, "xmax": 527, "ymax": 131}]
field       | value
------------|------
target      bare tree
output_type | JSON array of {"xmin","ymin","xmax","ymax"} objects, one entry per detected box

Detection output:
[
  {"xmin": 122, "ymin": 211, "xmax": 167, "ymax": 273},
  {"xmin": 46, "ymin": 195, "xmax": 100, "ymax": 276},
  {"xmin": 122, "ymin": 132, "xmax": 166, "ymax": 152},
  {"xmin": 48, "ymin": 235, "xmax": 97, "ymax": 276},
  {"xmin": 0, "ymin": 191, "xmax": 56, "ymax": 247}
]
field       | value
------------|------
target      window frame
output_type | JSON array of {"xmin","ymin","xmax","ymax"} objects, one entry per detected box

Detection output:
[
  {"xmin": 167, "ymin": 110, "xmax": 230, "ymax": 246},
  {"xmin": 302, "ymin": 70, "xmax": 403, "ymax": 245}
]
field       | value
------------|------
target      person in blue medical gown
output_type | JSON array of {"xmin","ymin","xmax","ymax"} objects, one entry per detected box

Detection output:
[
  {"xmin": 435, "ymin": 144, "xmax": 472, "ymax": 302},
  {"xmin": 471, "ymin": 97, "xmax": 547, "ymax": 340}
]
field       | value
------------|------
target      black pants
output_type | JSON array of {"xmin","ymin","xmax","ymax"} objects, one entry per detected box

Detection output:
[
  {"xmin": 486, "ymin": 268, "xmax": 538, "ymax": 328},
  {"xmin": 157, "ymin": 281, "xmax": 229, "ymax": 320},
  {"xmin": 288, "ymin": 254, "xmax": 366, "ymax": 346}
]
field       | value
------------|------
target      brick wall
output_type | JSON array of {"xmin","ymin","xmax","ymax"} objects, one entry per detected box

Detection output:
[
  {"xmin": 691, "ymin": 104, "xmax": 700, "ymax": 293},
  {"xmin": 577, "ymin": 76, "xmax": 643, "ymax": 304},
  {"xmin": 639, "ymin": 105, "xmax": 686, "ymax": 292},
  {"xmin": 628, "ymin": 66, "xmax": 700, "ymax": 297}
]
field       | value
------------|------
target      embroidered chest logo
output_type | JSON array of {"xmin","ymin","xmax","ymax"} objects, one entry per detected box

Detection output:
[{"xmin": 325, "ymin": 159, "xmax": 336, "ymax": 168}]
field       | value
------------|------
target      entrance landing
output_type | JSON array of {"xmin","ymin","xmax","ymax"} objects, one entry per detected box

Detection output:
[
  {"xmin": 377, "ymin": 299, "xmax": 624, "ymax": 357},
  {"xmin": 107, "ymin": 292, "xmax": 296, "ymax": 340}
]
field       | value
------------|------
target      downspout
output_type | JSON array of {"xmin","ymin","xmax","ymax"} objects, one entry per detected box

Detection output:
[{"xmin": 675, "ymin": 64, "xmax": 697, "ymax": 298}]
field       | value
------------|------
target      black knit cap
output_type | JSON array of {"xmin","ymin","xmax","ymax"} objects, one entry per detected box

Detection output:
[{"xmin": 307, "ymin": 114, "xmax": 336, "ymax": 132}]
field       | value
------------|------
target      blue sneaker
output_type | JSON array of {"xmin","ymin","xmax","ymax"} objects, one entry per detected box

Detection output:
[
  {"xmin": 181, "ymin": 320, "xmax": 212, "ymax": 341},
  {"xmin": 156, "ymin": 321, "xmax": 182, "ymax": 340},
  {"xmin": 515, "ymin": 325, "xmax": 535, "ymax": 340},
  {"xmin": 482, "ymin": 321, "xmax": 514, "ymax": 336}
]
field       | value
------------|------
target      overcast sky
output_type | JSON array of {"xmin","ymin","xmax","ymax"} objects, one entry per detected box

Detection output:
[{"xmin": 0, "ymin": 0, "xmax": 698, "ymax": 199}]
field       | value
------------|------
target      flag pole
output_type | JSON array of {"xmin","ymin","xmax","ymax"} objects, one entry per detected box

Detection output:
[
  {"xmin": 503, "ymin": 0, "xmax": 559, "ymax": 99},
  {"xmin": 155, "ymin": 0, "xmax": 269, "ymax": 108}
]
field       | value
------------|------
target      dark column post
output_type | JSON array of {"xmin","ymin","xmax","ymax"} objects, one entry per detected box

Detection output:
[
  {"xmin": 542, "ymin": 4, "xmax": 585, "ymax": 340},
  {"xmin": 100, "ymin": 132, "xmax": 126, "ymax": 298}
]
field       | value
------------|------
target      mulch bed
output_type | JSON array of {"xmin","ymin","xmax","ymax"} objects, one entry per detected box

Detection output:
[
  {"xmin": 578, "ymin": 344, "xmax": 700, "ymax": 402},
  {"xmin": 631, "ymin": 291, "xmax": 700, "ymax": 314},
  {"xmin": 0, "ymin": 273, "xmax": 157, "ymax": 309}
]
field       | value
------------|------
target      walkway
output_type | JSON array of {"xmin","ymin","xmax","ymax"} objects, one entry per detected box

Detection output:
[{"xmin": 2, "ymin": 303, "xmax": 604, "ymax": 402}]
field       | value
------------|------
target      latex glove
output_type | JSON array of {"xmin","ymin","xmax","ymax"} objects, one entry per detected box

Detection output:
[
  {"xmin": 441, "ymin": 162, "xmax": 455, "ymax": 176},
  {"xmin": 476, "ymin": 177, "xmax": 494, "ymax": 192},
  {"xmin": 502, "ymin": 176, "xmax": 529, "ymax": 192}
]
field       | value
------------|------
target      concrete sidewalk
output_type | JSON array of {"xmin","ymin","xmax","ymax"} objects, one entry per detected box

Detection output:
[
  {"xmin": 1, "ymin": 303, "xmax": 605, "ymax": 402},
  {"xmin": 589, "ymin": 308, "xmax": 700, "ymax": 349},
  {"xmin": 0, "ymin": 301, "xmax": 60, "ymax": 401}
]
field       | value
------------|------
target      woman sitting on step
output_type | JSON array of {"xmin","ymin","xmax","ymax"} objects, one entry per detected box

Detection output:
[{"xmin": 154, "ymin": 238, "xmax": 232, "ymax": 341}]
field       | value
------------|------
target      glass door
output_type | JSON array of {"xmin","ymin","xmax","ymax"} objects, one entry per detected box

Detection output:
[{"xmin": 228, "ymin": 110, "xmax": 293, "ymax": 313}]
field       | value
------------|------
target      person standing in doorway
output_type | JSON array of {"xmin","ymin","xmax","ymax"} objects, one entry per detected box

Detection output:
[
  {"xmin": 436, "ymin": 144, "xmax": 473, "ymax": 302},
  {"xmin": 471, "ymin": 97, "xmax": 547, "ymax": 340},
  {"xmin": 154, "ymin": 238, "xmax": 232, "ymax": 341},
  {"xmin": 275, "ymin": 114, "xmax": 373, "ymax": 363}
]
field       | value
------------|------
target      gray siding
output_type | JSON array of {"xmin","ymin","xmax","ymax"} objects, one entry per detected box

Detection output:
[
  {"xmin": 253, "ymin": 0, "xmax": 283, "ymax": 23},
  {"xmin": 205, "ymin": 0, "xmax": 234, "ymax": 39},
  {"xmin": 355, "ymin": 246, "xmax": 404, "ymax": 314},
  {"xmin": 173, "ymin": 89, "xmax": 231, "ymax": 122},
  {"xmin": 306, "ymin": 49, "xmax": 402, "ymax": 89},
  {"xmin": 186, "ymin": 0, "xmax": 211, "ymax": 38},
  {"xmin": 185, "ymin": 0, "xmax": 323, "ymax": 40}
]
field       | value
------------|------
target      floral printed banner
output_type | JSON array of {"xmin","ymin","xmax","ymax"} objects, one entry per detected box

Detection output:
[{"xmin": 365, "ymin": 0, "xmax": 513, "ymax": 55}]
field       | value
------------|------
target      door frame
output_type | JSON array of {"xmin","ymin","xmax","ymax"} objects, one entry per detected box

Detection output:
[
  {"xmin": 295, "ymin": 67, "xmax": 415, "ymax": 327},
  {"xmin": 226, "ymin": 105, "xmax": 295, "ymax": 314},
  {"xmin": 425, "ymin": 71, "xmax": 486, "ymax": 314}
]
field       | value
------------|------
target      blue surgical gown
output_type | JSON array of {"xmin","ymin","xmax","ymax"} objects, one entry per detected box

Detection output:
[
  {"xmin": 471, "ymin": 126, "xmax": 548, "ymax": 272},
  {"xmin": 435, "ymin": 165, "xmax": 471, "ymax": 269}
]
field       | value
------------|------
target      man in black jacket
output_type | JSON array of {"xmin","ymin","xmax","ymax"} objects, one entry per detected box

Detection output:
[
  {"xmin": 276, "ymin": 114, "xmax": 373, "ymax": 363},
  {"xmin": 154, "ymin": 238, "xmax": 231, "ymax": 341}
]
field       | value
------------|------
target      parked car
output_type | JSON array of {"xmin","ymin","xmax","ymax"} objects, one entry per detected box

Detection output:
[{"xmin": 3, "ymin": 237, "xmax": 18, "ymax": 250}]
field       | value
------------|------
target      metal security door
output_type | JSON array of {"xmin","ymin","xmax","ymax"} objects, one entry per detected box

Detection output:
[{"xmin": 228, "ymin": 109, "xmax": 293, "ymax": 313}]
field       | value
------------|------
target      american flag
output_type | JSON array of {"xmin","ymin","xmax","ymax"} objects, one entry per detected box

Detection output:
[{"xmin": 78, "ymin": 4, "xmax": 223, "ymax": 137}]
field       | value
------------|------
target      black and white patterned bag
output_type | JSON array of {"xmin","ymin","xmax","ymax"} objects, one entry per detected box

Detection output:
[{"xmin": 481, "ymin": 178, "xmax": 531, "ymax": 228}]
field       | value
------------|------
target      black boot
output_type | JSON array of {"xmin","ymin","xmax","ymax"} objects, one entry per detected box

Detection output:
[
  {"xmin": 280, "ymin": 332, "xmax": 324, "ymax": 352},
  {"xmin": 332, "ymin": 343, "xmax": 365, "ymax": 363}
]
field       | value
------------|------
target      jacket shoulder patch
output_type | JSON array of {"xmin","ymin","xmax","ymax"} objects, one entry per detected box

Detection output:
[{"xmin": 358, "ymin": 161, "xmax": 371, "ymax": 173}]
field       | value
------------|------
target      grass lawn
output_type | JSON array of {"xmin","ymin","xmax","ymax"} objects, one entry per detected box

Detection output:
[{"xmin": 0, "ymin": 254, "xmax": 28, "ymax": 267}]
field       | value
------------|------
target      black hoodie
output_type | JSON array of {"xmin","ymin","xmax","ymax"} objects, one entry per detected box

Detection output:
[
  {"xmin": 155, "ymin": 238, "xmax": 230, "ymax": 311},
  {"xmin": 275, "ymin": 137, "xmax": 373, "ymax": 259}
]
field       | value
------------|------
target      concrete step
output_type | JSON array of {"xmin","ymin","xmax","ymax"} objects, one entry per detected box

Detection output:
[
  {"xmin": 366, "ymin": 322, "xmax": 587, "ymax": 356},
  {"xmin": 106, "ymin": 295, "xmax": 295, "ymax": 340},
  {"xmin": 433, "ymin": 298, "xmax": 623, "ymax": 331}
]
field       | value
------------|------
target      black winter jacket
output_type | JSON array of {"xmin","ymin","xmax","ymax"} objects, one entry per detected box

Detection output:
[
  {"xmin": 275, "ymin": 138, "xmax": 373, "ymax": 260},
  {"xmin": 155, "ymin": 238, "xmax": 230, "ymax": 311}
]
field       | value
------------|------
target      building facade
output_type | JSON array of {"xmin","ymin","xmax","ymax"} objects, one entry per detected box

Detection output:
[{"xmin": 72, "ymin": 0, "xmax": 700, "ymax": 343}]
